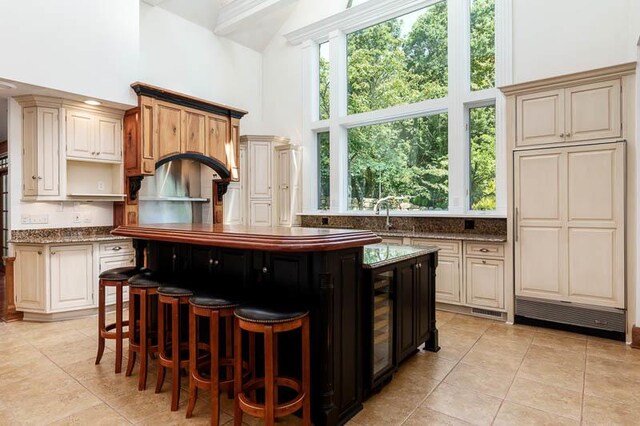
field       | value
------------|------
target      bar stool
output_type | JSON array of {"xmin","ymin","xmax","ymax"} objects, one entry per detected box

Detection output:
[
  {"xmin": 95, "ymin": 266, "xmax": 140, "ymax": 373},
  {"xmin": 156, "ymin": 285, "xmax": 194, "ymax": 411},
  {"xmin": 125, "ymin": 272, "xmax": 160, "ymax": 390},
  {"xmin": 233, "ymin": 304, "xmax": 311, "ymax": 426},
  {"xmin": 185, "ymin": 293, "xmax": 238, "ymax": 424}
]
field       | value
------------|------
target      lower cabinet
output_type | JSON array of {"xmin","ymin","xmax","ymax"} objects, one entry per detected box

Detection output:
[
  {"xmin": 13, "ymin": 239, "xmax": 134, "ymax": 315},
  {"xmin": 50, "ymin": 244, "xmax": 94, "ymax": 311},
  {"xmin": 249, "ymin": 200, "xmax": 272, "ymax": 226},
  {"xmin": 465, "ymin": 257, "xmax": 504, "ymax": 309}
]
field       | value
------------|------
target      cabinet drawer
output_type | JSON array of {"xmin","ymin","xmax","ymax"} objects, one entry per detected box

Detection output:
[
  {"xmin": 99, "ymin": 241, "xmax": 133, "ymax": 255},
  {"xmin": 410, "ymin": 238, "xmax": 460, "ymax": 256},
  {"xmin": 465, "ymin": 242, "xmax": 504, "ymax": 258}
]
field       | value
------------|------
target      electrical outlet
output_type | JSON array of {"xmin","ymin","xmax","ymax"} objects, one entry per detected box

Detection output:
[
  {"xmin": 31, "ymin": 215, "xmax": 49, "ymax": 224},
  {"xmin": 97, "ymin": 181, "xmax": 105, "ymax": 191},
  {"xmin": 21, "ymin": 215, "xmax": 31, "ymax": 224}
]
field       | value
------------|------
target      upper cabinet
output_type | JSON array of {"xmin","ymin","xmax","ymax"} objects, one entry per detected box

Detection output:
[
  {"xmin": 515, "ymin": 79, "xmax": 621, "ymax": 148},
  {"xmin": 66, "ymin": 108, "xmax": 122, "ymax": 162},
  {"xmin": 17, "ymin": 96, "xmax": 125, "ymax": 201}
]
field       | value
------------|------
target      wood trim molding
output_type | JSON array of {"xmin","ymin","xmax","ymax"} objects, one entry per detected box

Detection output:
[
  {"xmin": 130, "ymin": 82, "xmax": 248, "ymax": 119},
  {"xmin": 2, "ymin": 257, "xmax": 23, "ymax": 322},
  {"xmin": 499, "ymin": 62, "xmax": 637, "ymax": 95},
  {"xmin": 632, "ymin": 326, "xmax": 640, "ymax": 349},
  {"xmin": 112, "ymin": 224, "xmax": 382, "ymax": 252}
]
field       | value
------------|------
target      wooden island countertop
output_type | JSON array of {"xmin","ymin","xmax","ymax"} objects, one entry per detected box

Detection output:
[{"xmin": 111, "ymin": 223, "xmax": 382, "ymax": 252}]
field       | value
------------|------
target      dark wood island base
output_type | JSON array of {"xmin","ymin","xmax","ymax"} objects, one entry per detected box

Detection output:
[{"xmin": 112, "ymin": 224, "xmax": 439, "ymax": 425}]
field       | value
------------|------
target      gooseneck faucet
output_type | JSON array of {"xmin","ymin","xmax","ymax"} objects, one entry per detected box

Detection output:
[{"xmin": 374, "ymin": 196, "xmax": 396, "ymax": 230}]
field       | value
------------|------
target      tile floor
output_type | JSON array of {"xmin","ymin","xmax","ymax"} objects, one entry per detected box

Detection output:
[{"xmin": 0, "ymin": 310, "xmax": 639, "ymax": 425}]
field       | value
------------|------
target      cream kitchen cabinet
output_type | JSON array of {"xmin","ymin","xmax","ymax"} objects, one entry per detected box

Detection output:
[
  {"xmin": 22, "ymin": 106, "xmax": 60, "ymax": 197},
  {"xmin": 410, "ymin": 238, "xmax": 463, "ymax": 305},
  {"xmin": 465, "ymin": 257, "xmax": 504, "ymax": 309},
  {"xmin": 66, "ymin": 108, "xmax": 122, "ymax": 162},
  {"xmin": 228, "ymin": 136, "xmax": 301, "ymax": 227},
  {"xmin": 516, "ymin": 79, "xmax": 621, "ymax": 148},
  {"xmin": 50, "ymin": 244, "xmax": 94, "ymax": 311},
  {"xmin": 13, "ymin": 239, "xmax": 134, "ymax": 319}
]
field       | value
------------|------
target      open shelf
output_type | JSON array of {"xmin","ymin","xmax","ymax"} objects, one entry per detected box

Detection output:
[
  {"xmin": 138, "ymin": 196, "xmax": 209, "ymax": 202},
  {"xmin": 66, "ymin": 160, "xmax": 123, "ymax": 200}
]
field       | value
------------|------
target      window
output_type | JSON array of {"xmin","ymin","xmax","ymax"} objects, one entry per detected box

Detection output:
[
  {"xmin": 469, "ymin": 105, "xmax": 496, "ymax": 210},
  {"xmin": 347, "ymin": 2, "xmax": 447, "ymax": 115},
  {"xmin": 317, "ymin": 132, "xmax": 330, "ymax": 209},
  {"xmin": 296, "ymin": 0, "xmax": 505, "ymax": 215},
  {"xmin": 319, "ymin": 42, "xmax": 330, "ymax": 120},
  {"xmin": 470, "ymin": 0, "xmax": 495, "ymax": 91},
  {"xmin": 348, "ymin": 114, "xmax": 448, "ymax": 211}
]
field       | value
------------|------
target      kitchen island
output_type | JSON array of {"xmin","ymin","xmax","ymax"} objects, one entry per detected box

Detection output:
[{"xmin": 112, "ymin": 224, "xmax": 438, "ymax": 425}]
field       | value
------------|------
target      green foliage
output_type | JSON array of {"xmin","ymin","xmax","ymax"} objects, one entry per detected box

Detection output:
[
  {"xmin": 319, "ymin": 43, "xmax": 330, "ymax": 120},
  {"xmin": 319, "ymin": 0, "xmax": 497, "ymax": 211},
  {"xmin": 318, "ymin": 132, "xmax": 330, "ymax": 209}
]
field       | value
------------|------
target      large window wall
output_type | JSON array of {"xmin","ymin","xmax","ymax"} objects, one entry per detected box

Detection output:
[{"xmin": 295, "ymin": 0, "xmax": 511, "ymax": 215}]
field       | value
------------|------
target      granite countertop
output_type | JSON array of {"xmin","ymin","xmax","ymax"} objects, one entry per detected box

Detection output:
[
  {"xmin": 10, "ymin": 226, "xmax": 131, "ymax": 244},
  {"xmin": 376, "ymin": 230, "xmax": 507, "ymax": 242},
  {"xmin": 363, "ymin": 243, "xmax": 439, "ymax": 269}
]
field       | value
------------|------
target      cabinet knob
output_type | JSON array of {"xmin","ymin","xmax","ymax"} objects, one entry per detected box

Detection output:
[
  {"xmin": 38, "ymin": 176, "xmax": 42, "ymax": 180},
  {"xmin": 559, "ymin": 133, "xmax": 565, "ymax": 137},
  {"xmin": 479, "ymin": 248, "xmax": 489, "ymax": 253},
  {"xmin": 130, "ymin": 259, "xmax": 134, "ymax": 263},
  {"xmin": 172, "ymin": 254, "xmax": 177, "ymax": 260},
  {"xmin": 112, "ymin": 246, "xmax": 122, "ymax": 251},
  {"xmin": 31, "ymin": 175, "xmax": 36, "ymax": 180},
  {"xmin": 482, "ymin": 260, "xmax": 487, "ymax": 264},
  {"xmin": 565, "ymin": 133, "xmax": 571, "ymax": 137},
  {"xmin": 37, "ymin": 251, "xmax": 42, "ymax": 255},
  {"xmin": 51, "ymin": 251, "xmax": 56, "ymax": 255},
  {"xmin": 262, "ymin": 267, "xmax": 268, "ymax": 273}
]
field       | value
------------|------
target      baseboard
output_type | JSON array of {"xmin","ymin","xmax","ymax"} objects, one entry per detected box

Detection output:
[
  {"xmin": 22, "ymin": 302, "xmax": 129, "ymax": 322},
  {"xmin": 1, "ymin": 311, "xmax": 23, "ymax": 322},
  {"xmin": 436, "ymin": 302, "xmax": 507, "ymax": 321},
  {"xmin": 515, "ymin": 315, "xmax": 625, "ymax": 341},
  {"xmin": 632, "ymin": 326, "xmax": 640, "ymax": 349}
]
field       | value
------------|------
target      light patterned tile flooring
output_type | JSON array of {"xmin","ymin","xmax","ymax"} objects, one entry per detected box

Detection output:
[{"xmin": 1, "ymin": 311, "xmax": 639, "ymax": 425}]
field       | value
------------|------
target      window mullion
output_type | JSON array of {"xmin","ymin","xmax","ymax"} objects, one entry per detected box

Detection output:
[
  {"xmin": 301, "ymin": 41, "xmax": 319, "ymax": 212},
  {"xmin": 329, "ymin": 30, "xmax": 347, "ymax": 211}
]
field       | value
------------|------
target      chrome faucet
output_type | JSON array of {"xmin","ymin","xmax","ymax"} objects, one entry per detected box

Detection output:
[{"xmin": 374, "ymin": 196, "xmax": 395, "ymax": 230}]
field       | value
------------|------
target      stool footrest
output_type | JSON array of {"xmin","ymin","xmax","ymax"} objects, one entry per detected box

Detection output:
[{"xmin": 99, "ymin": 321, "xmax": 130, "ymax": 340}]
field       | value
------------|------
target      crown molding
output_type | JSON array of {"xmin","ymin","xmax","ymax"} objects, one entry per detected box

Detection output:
[{"xmin": 284, "ymin": 0, "xmax": 440, "ymax": 45}]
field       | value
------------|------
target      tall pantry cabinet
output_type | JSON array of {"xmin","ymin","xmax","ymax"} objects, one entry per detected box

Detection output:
[
  {"xmin": 223, "ymin": 135, "xmax": 301, "ymax": 227},
  {"xmin": 501, "ymin": 62, "xmax": 636, "ymax": 336}
]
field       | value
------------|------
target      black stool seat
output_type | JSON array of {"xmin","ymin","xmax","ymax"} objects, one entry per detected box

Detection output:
[
  {"xmin": 99, "ymin": 266, "xmax": 141, "ymax": 280},
  {"xmin": 158, "ymin": 286, "xmax": 194, "ymax": 297},
  {"xmin": 190, "ymin": 294, "xmax": 238, "ymax": 309},
  {"xmin": 129, "ymin": 273, "xmax": 162, "ymax": 288},
  {"xmin": 234, "ymin": 304, "xmax": 309, "ymax": 324}
]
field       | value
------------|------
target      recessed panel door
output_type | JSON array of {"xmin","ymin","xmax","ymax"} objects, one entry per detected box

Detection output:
[
  {"xmin": 514, "ymin": 149, "xmax": 566, "ymax": 300},
  {"xmin": 516, "ymin": 89, "xmax": 565, "ymax": 147},
  {"xmin": 249, "ymin": 141, "xmax": 272, "ymax": 199},
  {"xmin": 565, "ymin": 80, "xmax": 621, "ymax": 143},
  {"xmin": 14, "ymin": 246, "xmax": 45, "ymax": 311},
  {"xmin": 38, "ymin": 107, "xmax": 60, "ymax": 196},
  {"xmin": 95, "ymin": 115, "xmax": 121, "ymax": 161},
  {"xmin": 50, "ymin": 244, "xmax": 93, "ymax": 311},
  {"xmin": 435, "ymin": 255, "xmax": 461, "ymax": 304},
  {"xmin": 182, "ymin": 109, "xmax": 206, "ymax": 155},
  {"xmin": 66, "ymin": 109, "xmax": 93, "ymax": 160},
  {"xmin": 154, "ymin": 100, "xmax": 182, "ymax": 159}
]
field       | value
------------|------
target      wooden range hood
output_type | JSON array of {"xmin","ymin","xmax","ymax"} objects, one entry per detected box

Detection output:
[{"xmin": 118, "ymin": 83, "xmax": 247, "ymax": 226}]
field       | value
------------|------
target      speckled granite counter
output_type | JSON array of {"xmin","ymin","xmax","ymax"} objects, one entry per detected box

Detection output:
[
  {"xmin": 376, "ymin": 230, "xmax": 507, "ymax": 242},
  {"xmin": 363, "ymin": 243, "xmax": 439, "ymax": 269},
  {"xmin": 10, "ymin": 226, "xmax": 130, "ymax": 244}
]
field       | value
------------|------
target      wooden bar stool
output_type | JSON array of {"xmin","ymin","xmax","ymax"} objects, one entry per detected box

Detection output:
[
  {"xmin": 95, "ymin": 266, "xmax": 140, "ymax": 373},
  {"xmin": 156, "ymin": 285, "xmax": 194, "ymax": 411},
  {"xmin": 233, "ymin": 305, "xmax": 311, "ymax": 426},
  {"xmin": 125, "ymin": 272, "xmax": 160, "ymax": 390},
  {"xmin": 185, "ymin": 294, "xmax": 239, "ymax": 424}
]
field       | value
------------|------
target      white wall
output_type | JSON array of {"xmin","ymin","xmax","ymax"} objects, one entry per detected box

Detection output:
[
  {"xmin": 0, "ymin": 0, "xmax": 139, "ymax": 106},
  {"xmin": 512, "ymin": 0, "xmax": 639, "ymax": 83},
  {"xmin": 139, "ymin": 3, "xmax": 263, "ymax": 133}
]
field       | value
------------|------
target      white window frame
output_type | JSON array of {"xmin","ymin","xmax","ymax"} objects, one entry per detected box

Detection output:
[{"xmin": 287, "ymin": 0, "xmax": 512, "ymax": 217}]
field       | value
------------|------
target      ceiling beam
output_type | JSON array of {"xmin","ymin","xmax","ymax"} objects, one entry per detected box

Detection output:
[
  {"xmin": 215, "ymin": 0, "xmax": 296, "ymax": 35},
  {"xmin": 141, "ymin": 0, "xmax": 167, "ymax": 7}
]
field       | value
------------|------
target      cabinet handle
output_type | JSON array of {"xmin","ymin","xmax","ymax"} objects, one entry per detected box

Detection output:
[
  {"xmin": 130, "ymin": 259, "xmax": 134, "ymax": 263},
  {"xmin": 480, "ymin": 248, "xmax": 489, "ymax": 253},
  {"xmin": 559, "ymin": 133, "xmax": 565, "ymax": 138},
  {"xmin": 262, "ymin": 267, "xmax": 268, "ymax": 273},
  {"xmin": 31, "ymin": 175, "xmax": 37, "ymax": 180},
  {"xmin": 37, "ymin": 176, "xmax": 42, "ymax": 180},
  {"xmin": 37, "ymin": 251, "xmax": 42, "ymax": 255},
  {"xmin": 112, "ymin": 246, "xmax": 122, "ymax": 251},
  {"xmin": 482, "ymin": 260, "xmax": 487, "ymax": 264},
  {"xmin": 51, "ymin": 251, "xmax": 56, "ymax": 255},
  {"xmin": 172, "ymin": 254, "xmax": 177, "ymax": 260}
]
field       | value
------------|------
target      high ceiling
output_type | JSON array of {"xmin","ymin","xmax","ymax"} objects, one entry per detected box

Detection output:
[{"xmin": 141, "ymin": 0, "xmax": 299, "ymax": 52}]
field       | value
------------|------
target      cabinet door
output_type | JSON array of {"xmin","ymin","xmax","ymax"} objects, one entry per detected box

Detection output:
[
  {"xmin": 514, "ymin": 149, "xmax": 565, "ymax": 300},
  {"xmin": 415, "ymin": 257, "xmax": 433, "ymax": 345},
  {"xmin": 95, "ymin": 115, "xmax": 121, "ymax": 161},
  {"xmin": 15, "ymin": 246, "xmax": 45, "ymax": 311},
  {"xmin": 206, "ymin": 114, "xmax": 228, "ymax": 162},
  {"xmin": 249, "ymin": 141, "xmax": 271, "ymax": 199},
  {"xmin": 250, "ymin": 200, "xmax": 272, "ymax": 226},
  {"xmin": 141, "ymin": 97, "xmax": 156, "ymax": 174},
  {"xmin": 22, "ymin": 107, "xmax": 38, "ymax": 196},
  {"xmin": 50, "ymin": 245, "xmax": 94, "ymax": 311},
  {"xmin": 229, "ymin": 119, "xmax": 240, "ymax": 181},
  {"xmin": 435, "ymin": 255, "xmax": 461, "ymax": 304},
  {"xmin": 182, "ymin": 109, "xmax": 206, "ymax": 155},
  {"xmin": 37, "ymin": 107, "xmax": 60, "ymax": 196},
  {"xmin": 396, "ymin": 261, "xmax": 416, "ymax": 363},
  {"xmin": 276, "ymin": 149, "xmax": 291, "ymax": 226},
  {"xmin": 566, "ymin": 143, "xmax": 625, "ymax": 308},
  {"xmin": 565, "ymin": 80, "xmax": 621, "ymax": 143},
  {"xmin": 154, "ymin": 100, "xmax": 182, "ymax": 159},
  {"xmin": 516, "ymin": 89, "xmax": 565, "ymax": 147},
  {"xmin": 466, "ymin": 258, "xmax": 504, "ymax": 309},
  {"xmin": 99, "ymin": 255, "xmax": 134, "ymax": 305},
  {"xmin": 66, "ymin": 109, "xmax": 94, "ymax": 159},
  {"xmin": 223, "ymin": 185, "xmax": 244, "ymax": 225}
]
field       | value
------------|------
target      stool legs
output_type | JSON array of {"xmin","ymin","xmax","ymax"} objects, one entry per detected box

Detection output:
[
  {"xmin": 125, "ymin": 288, "xmax": 137, "ymax": 377},
  {"xmin": 156, "ymin": 296, "xmax": 186, "ymax": 412},
  {"xmin": 156, "ymin": 298, "xmax": 166, "ymax": 393},
  {"xmin": 302, "ymin": 317, "xmax": 311, "ymax": 426},
  {"xmin": 95, "ymin": 282, "xmax": 106, "ymax": 366},
  {"xmin": 264, "ymin": 325, "xmax": 275, "ymax": 426},
  {"xmin": 170, "ymin": 298, "xmax": 180, "ymax": 411},
  {"xmin": 233, "ymin": 318, "xmax": 243, "ymax": 426},
  {"xmin": 115, "ymin": 284, "xmax": 124, "ymax": 374}
]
